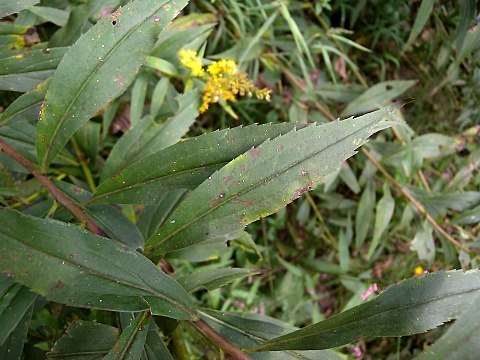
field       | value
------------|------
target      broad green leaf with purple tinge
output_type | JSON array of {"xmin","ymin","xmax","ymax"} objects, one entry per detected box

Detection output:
[
  {"xmin": 144, "ymin": 104, "xmax": 403, "ymax": 257},
  {"xmin": 0, "ymin": 208, "xmax": 197, "ymax": 320},
  {"xmin": 36, "ymin": 0, "xmax": 189, "ymax": 172}
]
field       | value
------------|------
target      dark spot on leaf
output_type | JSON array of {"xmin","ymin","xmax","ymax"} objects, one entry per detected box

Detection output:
[
  {"xmin": 386, "ymin": 84, "xmax": 393, "ymax": 90},
  {"xmin": 112, "ymin": 20, "xmax": 117, "ymax": 25},
  {"xmin": 210, "ymin": 193, "xmax": 226, "ymax": 207},
  {"xmin": 54, "ymin": 280, "xmax": 64, "ymax": 288},
  {"xmin": 249, "ymin": 147, "xmax": 261, "ymax": 159},
  {"xmin": 292, "ymin": 182, "xmax": 314, "ymax": 201},
  {"xmin": 223, "ymin": 176, "xmax": 234, "ymax": 184}
]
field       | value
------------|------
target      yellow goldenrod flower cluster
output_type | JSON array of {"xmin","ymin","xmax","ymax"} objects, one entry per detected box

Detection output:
[
  {"xmin": 178, "ymin": 49, "xmax": 204, "ymax": 77},
  {"xmin": 178, "ymin": 49, "xmax": 271, "ymax": 113}
]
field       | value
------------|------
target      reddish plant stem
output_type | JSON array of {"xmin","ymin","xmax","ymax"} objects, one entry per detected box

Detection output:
[
  {"xmin": 190, "ymin": 319, "xmax": 251, "ymax": 360},
  {"xmin": 0, "ymin": 138, "xmax": 105, "ymax": 236}
]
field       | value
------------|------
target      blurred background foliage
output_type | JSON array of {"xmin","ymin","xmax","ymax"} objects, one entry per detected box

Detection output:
[{"xmin": 1, "ymin": 0, "xmax": 479, "ymax": 358}]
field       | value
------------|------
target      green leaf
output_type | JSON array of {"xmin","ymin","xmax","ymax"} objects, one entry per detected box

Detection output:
[
  {"xmin": 178, "ymin": 268, "xmax": 256, "ymax": 293},
  {"xmin": 367, "ymin": 183, "xmax": 395, "ymax": 258},
  {"xmin": 53, "ymin": 180, "xmax": 144, "ymax": 249},
  {"xmin": 0, "ymin": 276, "xmax": 37, "ymax": 345},
  {"xmin": 355, "ymin": 180, "xmax": 375, "ymax": 251},
  {"xmin": 0, "ymin": 81, "xmax": 77, "ymax": 168},
  {"xmin": 456, "ymin": 0, "xmax": 477, "ymax": 55},
  {"xmin": 36, "ymin": 0, "xmax": 189, "ymax": 172},
  {"xmin": 130, "ymin": 72, "xmax": 149, "ymax": 126},
  {"xmin": 0, "ymin": 48, "xmax": 67, "ymax": 92},
  {"xmin": 0, "ymin": 303, "xmax": 33, "ymax": 360},
  {"xmin": 49, "ymin": 0, "xmax": 123, "ymax": 47},
  {"xmin": 452, "ymin": 204, "xmax": 480, "ymax": 225},
  {"xmin": 137, "ymin": 190, "xmax": 187, "ymax": 240},
  {"xmin": 93, "ymin": 123, "xmax": 300, "ymax": 204},
  {"xmin": 144, "ymin": 324, "xmax": 174, "ymax": 360},
  {"xmin": 145, "ymin": 56, "xmax": 179, "ymax": 77},
  {"xmin": 47, "ymin": 320, "xmax": 119, "ymax": 359},
  {"xmin": 73, "ymin": 121, "xmax": 101, "ymax": 162},
  {"xmin": 0, "ymin": 0, "xmax": 39, "ymax": 18},
  {"xmin": 0, "ymin": 208, "xmax": 197, "ymax": 320},
  {"xmin": 410, "ymin": 221, "xmax": 435, "ymax": 264},
  {"xmin": 0, "ymin": 23, "xmax": 30, "ymax": 35},
  {"xmin": 413, "ymin": 296, "xmax": 480, "ymax": 360},
  {"xmin": 145, "ymin": 105, "xmax": 402, "ymax": 257},
  {"xmin": 166, "ymin": 235, "xmax": 232, "ymax": 262},
  {"xmin": 250, "ymin": 270, "xmax": 480, "ymax": 351},
  {"xmin": 403, "ymin": 0, "xmax": 436, "ymax": 51},
  {"xmin": 151, "ymin": 13, "xmax": 217, "ymax": 61},
  {"xmin": 454, "ymin": 23, "xmax": 480, "ymax": 66},
  {"xmin": 0, "ymin": 79, "xmax": 48, "ymax": 127},
  {"xmin": 104, "ymin": 312, "xmax": 150, "ymax": 360},
  {"xmin": 100, "ymin": 91, "xmax": 200, "ymax": 183},
  {"xmin": 200, "ymin": 309, "xmax": 343, "ymax": 359},
  {"xmin": 150, "ymin": 77, "xmax": 169, "ymax": 118},
  {"xmin": 341, "ymin": 80, "xmax": 415, "ymax": 116},
  {"xmin": 27, "ymin": 6, "xmax": 70, "ymax": 27}
]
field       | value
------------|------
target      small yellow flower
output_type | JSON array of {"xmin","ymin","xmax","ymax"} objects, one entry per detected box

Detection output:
[
  {"xmin": 414, "ymin": 265, "xmax": 424, "ymax": 276},
  {"xmin": 207, "ymin": 58, "xmax": 237, "ymax": 76},
  {"xmin": 178, "ymin": 48, "xmax": 204, "ymax": 77},
  {"xmin": 178, "ymin": 49, "xmax": 271, "ymax": 113}
]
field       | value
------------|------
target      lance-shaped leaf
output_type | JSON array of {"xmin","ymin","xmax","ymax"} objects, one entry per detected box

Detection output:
[
  {"xmin": 0, "ymin": 279, "xmax": 37, "ymax": 345},
  {"xmin": 0, "ymin": 304, "xmax": 33, "ymax": 360},
  {"xmin": 0, "ymin": 79, "xmax": 48, "ymax": 127},
  {"xmin": 0, "ymin": 81, "xmax": 76, "ymax": 168},
  {"xmin": 145, "ymin": 105, "xmax": 402, "ymax": 257},
  {"xmin": 250, "ymin": 270, "xmax": 480, "ymax": 351},
  {"xmin": 104, "ymin": 312, "xmax": 150, "ymax": 360},
  {"xmin": 200, "ymin": 309, "xmax": 343, "ymax": 360},
  {"xmin": 53, "ymin": 180, "xmax": 144, "ymax": 249},
  {"xmin": 49, "ymin": 0, "xmax": 123, "ymax": 47},
  {"xmin": 100, "ymin": 91, "xmax": 200, "ymax": 183},
  {"xmin": 413, "ymin": 295, "xmax": 480, "ymax": 360},
  {"xmin": 144, "ymin": 324, "xmax": 174, "ymax": 360},
  {"xmin": 36, "ymin": 0, "xmax": 189, "ymax": 172},
  {"xmin": 178, "ymin": 268, "xmax": 257, "ymax": 293},
  {"xmin": 0, "ymin": 48, "xmax": 67, "ymax": 92},
  {"xmin": 92, "ymin": 123, "xmax": 299, "ymax": 204},
  {"xmin": 0, "ymin": 0, "xmax": 39, "ymax": 18},
  {"xmin": 47, "ymin": 321, "xmax": 119, "ymax": 359},
  {"xmin": 0, "ymin": 208, "xmax": 197, "ymax": 320}
]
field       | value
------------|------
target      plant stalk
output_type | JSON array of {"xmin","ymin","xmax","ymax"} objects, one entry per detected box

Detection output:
[
  {"xmin": 0, "ymin": 138, "xmax": 106, "ymax": 236},
  {"xmin": 190, "ymin": 319, "xmax": 251, "ymax": 360}
]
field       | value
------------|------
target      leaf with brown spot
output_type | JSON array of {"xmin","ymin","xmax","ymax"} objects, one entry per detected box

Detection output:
[{"xmin": 145, "ymin": 104, "xmax": 403, "ymax": 257}]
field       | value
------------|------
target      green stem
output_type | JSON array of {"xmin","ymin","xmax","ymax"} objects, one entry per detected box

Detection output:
[
  {"xmin": 170, "ymin": 326, "xmax": 191, "ymax": 360},
  {"xmin": 70, "ymin": 137, "xmax": 97, "ymax": 192}
]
